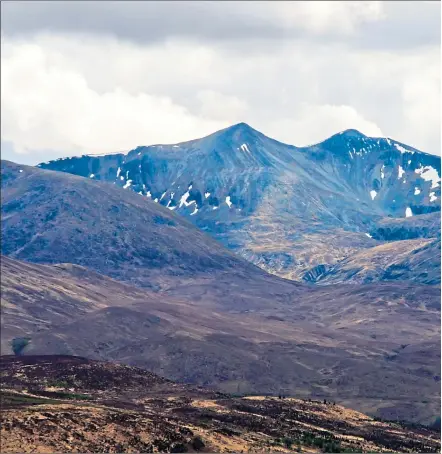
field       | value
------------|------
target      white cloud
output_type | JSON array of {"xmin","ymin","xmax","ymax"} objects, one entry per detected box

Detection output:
[
  {"xmin": 0, "ymin": 38, "xmax": 227, "ymax": 155},
  {"xmin": 265, "ymin": 104, "xmax": 383, "ymax": 146},
  {"xmin": 197, "ymin": 90, "xmax": 249, "ymax": 122},
  {"xmin": 266, "ymin": 1, "xmax": 385, "ymax": 35}
]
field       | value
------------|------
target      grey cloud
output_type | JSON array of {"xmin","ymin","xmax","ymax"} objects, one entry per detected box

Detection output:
[
  {"xmin": 353, "ymin": 1, "xmax": 440, "ymax": 50},
  {"xmin": 1, "ymin": 1, "xmax": 439, "ymax": 51},
  {"xmin": 0, "ymin": 1, "xmax": 287, "ymax": 44}
]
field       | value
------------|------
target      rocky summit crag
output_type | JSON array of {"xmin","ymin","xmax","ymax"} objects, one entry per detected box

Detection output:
[{"xmin": 38, "ymin": 123, "xmax": 441, "ymax": 281}]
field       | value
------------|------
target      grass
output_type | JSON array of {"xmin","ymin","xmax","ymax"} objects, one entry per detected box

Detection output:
[
  {"xmin": 31, "ymin": 389, "xmax": 93, "ymax": 401},
  {"xmin": 0, "ymin": 391, "xmax": 60, "ymax": 406}
]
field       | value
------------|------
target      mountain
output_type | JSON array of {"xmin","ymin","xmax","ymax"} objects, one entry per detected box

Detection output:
[
  {"xmin": 1, "ymin": 159, "xmax": 440, "ymax": 423},
  {"xmin": 1, "ymin": 355, "xmax": 440, "ymax": 453},
  {"xmin": 1, "ymin": 254, "xmax": 440, "ymax": 424},
  {"xmin": 38, "ymin": 123, "xmax": 441, "ymax": 281},
  {"xmin": 1, "ymin": 160, "xmax": 265, "ymax": 288}
]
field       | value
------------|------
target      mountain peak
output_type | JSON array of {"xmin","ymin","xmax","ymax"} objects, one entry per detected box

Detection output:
[
  {"xmin": 338, "ymin": 129, "xmax": 367, "ymax": 138},
  {"xmin": 219, "ymin": 122, "xmax": 260, "ymax": 136}
]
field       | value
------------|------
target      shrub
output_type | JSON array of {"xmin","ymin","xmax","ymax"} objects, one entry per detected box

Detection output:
[
  {"xmin": 191, "ymin": 436, "xmax": 205, "ymax": 451},
  {"xmin": 171, "ymin": 443, "xmax": 188, "ymax": 453},
  {"xmin": 11, "ymin": 337, "xmax": 31, "ymax": 356}
]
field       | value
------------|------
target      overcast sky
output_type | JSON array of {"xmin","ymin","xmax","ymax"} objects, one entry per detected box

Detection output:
[{"xmin": 1, "ymin": 1, "xmax": 440, "ymax": 164}]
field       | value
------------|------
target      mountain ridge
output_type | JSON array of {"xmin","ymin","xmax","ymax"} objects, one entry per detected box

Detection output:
[
  {"xmin": 37, "ymin": 124, "xmax": 440, "ymax": 281},
  {"xmin": 43, "ymin": 123, "xmax": 437, "ymax": 161}
]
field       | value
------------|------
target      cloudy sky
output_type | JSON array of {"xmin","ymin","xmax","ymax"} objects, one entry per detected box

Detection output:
[{"xmin": 1, "ymin": 1, "xmax": 440, "ymax": 164}]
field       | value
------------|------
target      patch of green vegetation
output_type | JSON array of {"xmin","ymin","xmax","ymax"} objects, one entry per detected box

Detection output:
[
  {"xmin": 0, "ymin": 391, "xmax": 59, "ymax": 406},
  {"xmin": 282, "ymin": 437, "xmax": 294, "ymax": 449},
  {"xmin": 10, "ymin": 337, "xmax": 31, "ymax": 355},
  {"xmin": 46, "ymin": 380, "xmax": 70, "ymax": 388},
  {"xmin": 429, "ymin": 416, "xmax": 441, "ymax": 431},
  {"xmin": 32, "ymin": 390, "xmax": 93, "ymax": 401},
  {"xmin": 64, "ymin": 392, "xmax": 93, "ymax": 400},
  {"xmin": 301, "ymin": 431, "xmax": 344, "ymax": 453}
]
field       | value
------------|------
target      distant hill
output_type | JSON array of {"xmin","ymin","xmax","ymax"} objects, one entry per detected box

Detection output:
[{"xmin": 38, "ymin": 123, "xmax": 441, "ymax": 281}]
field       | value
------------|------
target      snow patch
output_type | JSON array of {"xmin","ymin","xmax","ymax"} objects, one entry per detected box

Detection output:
[
  {"xmin": 414, "ymin": 187, "xmax": 421, "ymax": 195},
  {"xmin": 394, "ymin": 143, "xmax": 413, "ymax": 154},
  {"xmin": 386, "ymin": 138, "xmax": 391, "ymax": 146},
  {"xmin": 126, "ymin": 170, "xmax": 129, "ymax": 179},
  {"xmin": 123, "ymin": 179, "xmax": 132, "ymax": 189},
  {"xmin": 179, "ymin": 189, "xmax": 196, "ymax": 208},
  {"xmin": 205, "ymin": 192, "xmax": 210, "ymax": 199},
  {"xmin": 240, "ymin": 143, "xmax": 251, "ymax": 154},
  {"xmin": 154, "ymin": 198, "xmax": 158, "ymax": 203},
  {"xmin": 430, "ymin": 192, "xmax": 438, "ymax": 202},
  {"xmin": 160, "ymin": 192, "xmax": 167, "ymax": 201},
  {"xmin": 365, "ymin": 233, "xmax": 373, "ymax": 238},
  {"xmin": 405, "ymin": 207, "xmax": 413, "ymax": 218},
  {"xmin": 89, "ymin": 174, "xmax": 95, "ymax": 178},
  {"xmin": 415, "ymin": 165, "xmax": 440, "ymax": 189},
  {"xmin": 19, "ymin": 169, "xmax": 23, "ymax": 173},
  {"xmin": 173, "ymin": 145, "xmax": 179, "ymax": 148},
  {"xmin": 117, "ymin": 167, "xmax": 121, "ymax": 178},
  {"xmin": 398, "ymin": 166, "xmax": 405, "ymax": 179},
  {"xmin": 190, "ymin": 206, "xmax": 198, "ymax": 216},
  {"xmin": 370, "ymin": 190, "xmax": 377, "ymax": 200},
  {"xmin": 120, "ymin": 176, "xmax": 124, "ymax": 181},
  {"xmin": 225, "ymin": 196, "xmax": 232, "ymax": 208},
  {"xmin": 213, "ymin": 206, "xmax": 219, "ymax": 210},
  {"xmin": 146, "ymin": 191, "xmax": 152, "ymax": 198},
  {"xmin": 380, "ymin": 165, "xmax": 385, "ymax": 179}
]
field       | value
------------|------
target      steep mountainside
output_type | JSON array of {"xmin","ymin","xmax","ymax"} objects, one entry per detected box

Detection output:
[
  {"xmin": 1, "ymin": 356, "xmax": 440, "ymax": 453},
  {"xmin": 304, "ymin": 238, "xmax": 440, "ymax": 285},
  {"xmin": 38, "ymin": 123, "xmax": 441, "ymax": 280},
  {"xmin": 370, "ymin": 211, "xmax": 441, "ymax": 241},
  {"xmin": 1, "ymin": 255, "xmax": 440, "ymax": 424},
  {"xmin": 1, "ymin": 160, "xmax": 263, "ymax": 288}
]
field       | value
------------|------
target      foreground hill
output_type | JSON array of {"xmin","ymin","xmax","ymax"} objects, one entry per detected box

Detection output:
[
  {"xmin": 1, "ymin": 160, "xmax": 263, "ymax": 288},
  {"xmin": 1, "ymin": 355, "xmax": 440, "ymax": 453},
  {"xmin": 1, "ymin": 255, "xmax": 440, "ymax": 424},
  {"xmin": 38, "ymin": 123, "xmax": 441, "ymax": 281}
]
